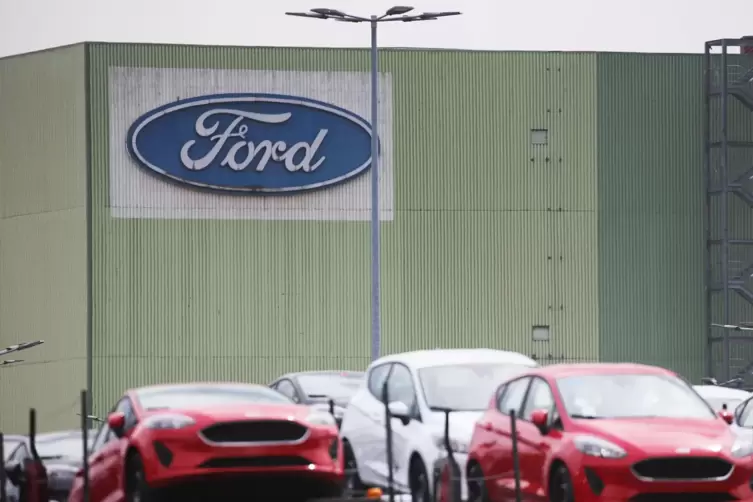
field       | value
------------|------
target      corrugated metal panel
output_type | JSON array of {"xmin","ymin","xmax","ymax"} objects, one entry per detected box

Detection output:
[
  {"xmin": 596, "ymin": 53, "xmax": 706, "ymax": 380},
  {"xmin": 0, "ymin": 45, "xmax": 87, "ymax": 432},
  {"xmin": 88, "ymin": 43, "xmax": 599, "ymax": 412}
]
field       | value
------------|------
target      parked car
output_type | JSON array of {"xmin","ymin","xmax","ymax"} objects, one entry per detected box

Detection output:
[
  {"xmin": 339, "ymin": 348, "xmax": 538, "ymax": 502},
  {"xmin": 270, "ymin": 370, "xmax": 365, "ymax": 426},
  {"xmin": 465, "ymin": 362, "xmax": 753, "ymax": 501},
  {"xmin": 2, "ymin": 433, "xmax": 50, "ymax": 502},
  {"xmin": 694, "ymin": 384, "xmax": 751, "ymax": 414},
  {"xmin": 3, "ymin": 434, "xmax": 26, "ymax": 502},
  {"xmin": 36, "ymin": 430, "xmax": 95, "ymax": 502},
  {"xmin": 67, "ymin": 382, "xmax": 344, "ymax": 502}
]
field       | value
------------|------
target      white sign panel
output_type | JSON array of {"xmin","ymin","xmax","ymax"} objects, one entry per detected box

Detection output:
[{"xmin": 108, "ymin": 67, "xmax": 394, "ymax": 220}]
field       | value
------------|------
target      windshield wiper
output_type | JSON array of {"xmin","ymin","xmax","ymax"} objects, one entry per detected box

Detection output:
[{"xmin": 570, "ymin": 414, "xmax": 601, "ymax": 419}]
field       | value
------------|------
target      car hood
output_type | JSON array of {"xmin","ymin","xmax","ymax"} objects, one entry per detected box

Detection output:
[
  {"xmin": 148, "ymin": 404, "xmax": 314, "ymax": 423},
  {"xmin": 576, "ymin": 418, "xmax": 735, "ymax": 453},
  {"xmin": 431, "ymin": 411, "xmax": 483, "ymax": 441}
]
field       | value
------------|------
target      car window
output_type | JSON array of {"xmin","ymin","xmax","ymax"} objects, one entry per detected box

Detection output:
[
  {"xmin": 297, "ymin": 373, "xmax": 363, "ymax": 402},
  {"xmin": 497, "ymin": 377, "xmax": 531, "ymax": 416},
  {"xmin": 740, "ymin": 400, "xmax": 753, "ymax": 428},
  {"xmin": 386, "ymin": 364, "xmax": 418, "ymax": 413},
  {"xmin": 521, "ymin": 378, "xmax": 555, "ymax": 421},
  {"xmin": 116, "ymin": 397, "xmax": 138, "ymax": 430},
  {"xmin": 275, "ymin": 380, "xmax": 300, "ymax": 402},
  {"xmin": 36, "ymin": 435, "xmax": 87, "ymax": 461},
  {"xmin": 419, "ymin": 362, "xmax": 535, "ymax": 412},
  {"xmin": 2, "ymin": 438, "xmax": 22, "ymax": 461},
  {"xmin": 557, "ymin": 373, "xmax": 715, "ymax": 419},
  {"xmin": 136, "ymin": 384, "xmax": 292, "ymax": 410},
  {"xmin": 10, "ymin": 443, "xmax": 30, "ymax": 463},
  {"xmin": 368, "ymin": 363, "xmax": 393, "ymax": 401}
]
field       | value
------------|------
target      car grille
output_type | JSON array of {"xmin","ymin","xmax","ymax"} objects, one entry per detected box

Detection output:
[
  {"xmin": 632, "ymin": 457, "xmax": 734, "ymax": 481},
  {"xmin": 200, "ymin": 420, "xmax": 308, "ymax": 444},
  {"xmin": 629, "ymin": 494, "xmax": 736, "ymax": 502},
  {"xmin": 199, "ymin": 456, "xmax": 311, "ymax": 468}
]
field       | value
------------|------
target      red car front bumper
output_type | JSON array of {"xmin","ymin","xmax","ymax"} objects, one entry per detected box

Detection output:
[
  {"xmin": 138, "ymin": 426, "xmax": 344, "ymax": 487},
  {"xmin": 571, "ymin": 455, "xmax": 753, "ymax": 501}
]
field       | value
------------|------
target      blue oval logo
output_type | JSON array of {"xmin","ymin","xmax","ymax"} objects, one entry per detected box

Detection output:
[{"xmin": 126, "ymin": 93, "xmax": 375, "ymax": 193}]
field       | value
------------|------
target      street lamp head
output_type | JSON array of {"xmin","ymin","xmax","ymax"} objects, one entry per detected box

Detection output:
[
  {"xmin": 310, "ymin": 8, "xmax": 347, "ymax": 17},
  {"xmin": 407, "ymin": 11, "xmax": 462, "ymax": 21},
  {"xmin": 286, "ymin": 11, "xmax": 328, "ymax": 19},
  {"xmin": 385, "ymin": 6, "xmax": 414, "ymax": 16}
]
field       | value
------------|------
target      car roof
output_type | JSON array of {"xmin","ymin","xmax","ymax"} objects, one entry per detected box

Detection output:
[
  {"xmin": 274, "ymin": 370, "xmax": 365, "ymax": 381},
  {"xmin": 2, "ymin": 434, "xmax": 26, "ymax": 443},
  {"xmin": 36, "ymin": 430, "xmax": 83, "ymax": 442},
  {"xmin": 693, "ymin": 385, "xmax": 752, "ymax": 400},
  {"xmin": 531, "ymin": 362, "xmax": 673, "ymax": 378},
  {"xmin": 372, "ymin": 348, "xmax": 538, "ymax": 370}
]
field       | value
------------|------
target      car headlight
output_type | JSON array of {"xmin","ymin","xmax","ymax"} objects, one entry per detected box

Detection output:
[
  {"xmin": 307, "ymin": 411, "xmax": 337, "ymax": 426},
  {"xmin": 142, "ymin": 413, "xmax": 195, "ymax": 430},
  {"xmin": 573, "ymin": 435, "xmax": 626, "ymax": 459},
  {"xmin": 731, "ymin": 438, "xmax": 753, "ymax": 458},
  {"xmin": 433, "ymin": 435, "xmax": 470, "ymax": 454}
]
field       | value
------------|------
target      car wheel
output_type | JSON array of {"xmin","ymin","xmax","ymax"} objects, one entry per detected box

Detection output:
[
  {"xmin": 125, "ymin": 452, "xmax": 157, "ymax": 502},
  {"xmin": 410, "ymin": 458, "xmax": 431, "ymax": 502},
  {"xmin": 549, "ymin": 463, "xmax": 575, "ymax": 502},
  {"xmin": 466, "ymin": 463, "xmax": 489, "ymax": 502},
  {"xmin": 343, "ymin": 441, "xmax": 365, "ymax": 496}
]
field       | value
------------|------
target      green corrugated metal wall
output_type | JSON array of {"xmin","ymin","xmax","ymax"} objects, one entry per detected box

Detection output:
[
  {"xmin": 0, "ymin": 45, "xmax": 88, "ymax": 433},
  {"xmin": 87, "ymin": 44, "xmax": 599, "ymax": 413},
  {"xmin": 596, "ymin": 53, "xmax": 706, "ymax": 381}
]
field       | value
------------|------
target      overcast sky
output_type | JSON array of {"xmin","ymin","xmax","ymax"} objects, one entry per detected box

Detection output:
[{"xmin": 0, "ymin": 0, "xmax": 751, "ymax": 58}]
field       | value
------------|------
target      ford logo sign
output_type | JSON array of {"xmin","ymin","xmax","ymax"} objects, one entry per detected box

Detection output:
[{"xmin": 126, "ymin": 93, "xmax": 375, "ymax": 193}]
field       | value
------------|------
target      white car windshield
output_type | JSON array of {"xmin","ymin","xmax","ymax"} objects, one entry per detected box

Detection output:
[
  {"xmin": 419, "ymin": 363, "xmax": 533, "ymax": 411},
  {"xmin": 138, "ymin": 384, "xmax": 293, "ymax": 410},
  {"xmin": 36, "ymin": 436, "xmax": 85, "ymax": 460},
  {"xmin": 298, "ymin": 373, "xmax": 363, "ymax": 402},
  {"xmin": 557, "ymin": 373, "xmax": 716, "ymax": 419}
]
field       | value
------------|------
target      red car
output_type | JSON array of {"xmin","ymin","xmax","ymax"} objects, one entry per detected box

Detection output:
[
  {"xmin": 465, "ymin": 363, "xmax": 753, "ymax": 502},
  {"xmin": 67, "ymin": 382, "xmax": 344, "ymax": 502}
]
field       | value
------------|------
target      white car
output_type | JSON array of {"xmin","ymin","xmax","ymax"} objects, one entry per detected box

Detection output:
[
  {"xmin": 339, "ymin": 348, "xmax": 538, "ymax": 502},
  {"xmin": 694, "ymin": 384, "xmax": 751, "ymax": 413}
]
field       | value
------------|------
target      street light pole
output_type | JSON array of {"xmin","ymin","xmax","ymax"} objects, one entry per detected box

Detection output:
[
  {"xmin": 286, "ymin": 7, "xmax": 462, "ymax": 362},
  {"xmin": 369, "ymin": 15, "xmax": 381, "ymax": 364}
]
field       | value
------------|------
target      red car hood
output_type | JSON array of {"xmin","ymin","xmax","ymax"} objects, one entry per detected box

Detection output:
[
  {"xmin": 576, "ymin": 418, "xmax": 735, "ymax": 454},
  {"xmin": 145, "ymin": 404, "xmax": 313, "ymax": 422}
]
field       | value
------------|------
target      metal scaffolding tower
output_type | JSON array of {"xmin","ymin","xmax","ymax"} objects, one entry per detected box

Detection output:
[{"xmin": 705, "ymin": 37, "xmax": 753, "ymax": 383}]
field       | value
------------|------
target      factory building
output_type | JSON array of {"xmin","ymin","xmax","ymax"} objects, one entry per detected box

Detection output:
[{"xmin": 0, "ymin": 41, "xmax": 747, "ymax": 431}]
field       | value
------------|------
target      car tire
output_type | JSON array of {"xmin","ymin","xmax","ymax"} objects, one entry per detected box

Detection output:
[
  {"xmin": 343, "ymin": 440, "xmax": 366, "ymax": 496},
  {"xmin": 466, "ymin": 463, "xmax": 489, "ymax": 502},
  {"xmin": 409, "ymin": 457, "xmax": 431, "ymax": 502},
  {"xmin": 125, "ymin": 452, "xmax": 158, "ymax": 502},
  {"xmin": 548, "ymin": 463, "xmax": 575, "ymax": 502}
]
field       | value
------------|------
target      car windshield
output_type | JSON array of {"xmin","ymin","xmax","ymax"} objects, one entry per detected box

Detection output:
[
  {"xmin": 3, "ymin": 438, "xmax": 21, "ymax": 461},
  {"xmin": 137, "ymin": 384, "xmax": 293, "ymax": 410},
  {"xmin": 704, "ymin": 397, "xmax": 744, "ymax": 412},
  {"xmin": 36, "ymin": 436, "xmax": 85, "ymax": 460},
  {"xmin": 419, "ymin": 363, "xmax": 535, "ymax": 411},
  {"xmin": 297, "ymin": 373, "xmax": 363, "ymax": 402},
  {"xmin": 557, "ymin": 373, "xmax": 716, "ymax": 419}
]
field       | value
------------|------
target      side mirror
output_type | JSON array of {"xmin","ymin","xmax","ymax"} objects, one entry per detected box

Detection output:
[
  {"xmin": 388, "ymin": 401, "xmax": 411, "ymax": 425},
  {"xmin": 531, "ymin": 409, "xmax": 549, "ymax": 434},
  {"xmin": 5, "ymin": 461, "xmax": 23, "ymax": 486},
  {"xmin": 719, "ymin": 410, "xmax": 734, "ymax": 425},
  {"xmin": 107, "ymin": 411, "xmax": 126, "ymax": 437}
]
